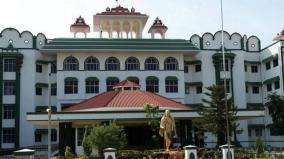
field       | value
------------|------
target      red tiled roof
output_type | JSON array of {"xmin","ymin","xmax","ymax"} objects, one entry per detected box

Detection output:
[
  {"xmin": 64, "ymin": 90, "xmax": 190, "ymax": 112},
  {"xmin": 114, "ymin": 80, "xmax": 140, "ymax": 87}
]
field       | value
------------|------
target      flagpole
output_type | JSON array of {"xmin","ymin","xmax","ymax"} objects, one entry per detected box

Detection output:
[{"xmin": 220, "ymin": 0, "xmax": 231, "ymax": 158}]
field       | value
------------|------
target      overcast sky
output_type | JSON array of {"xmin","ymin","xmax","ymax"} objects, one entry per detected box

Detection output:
[{"xmin": 0, "ymin": 0, "xmax": 283, "ymax": 47}]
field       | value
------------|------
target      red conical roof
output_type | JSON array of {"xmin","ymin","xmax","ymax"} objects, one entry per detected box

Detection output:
[{"xmin": 64, "ymin": 81, "xmax": 190, "ymax": 112}]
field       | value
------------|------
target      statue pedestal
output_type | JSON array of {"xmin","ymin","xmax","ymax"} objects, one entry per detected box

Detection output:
[
  {"xmin": 184, "ymin": 145, "xmax": 198, "ymax": 159},
  {"xmin": 220, "ymin": 144, "xmax": 234, "ymax": 159}
]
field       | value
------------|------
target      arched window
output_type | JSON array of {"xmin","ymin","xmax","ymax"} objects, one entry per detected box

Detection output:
[
  {"xmin": 125, "ymin": 57, "xmax": 140, "ymax": 70},
  {"xmin": 85, "ymin": 77, "xmax": 99, "ymax": 94},
  {"xmin": 64, "ymin": 77, "xmax": 78, "ymax": 94},
  {"xmin": 127, "ymin": 76, "xmax": 139, "ymax": 84},
  {"xmin": 165, "ymin": 76, "xmax": 178, "ymax": 93},
  {"xmin": 63, "ymin": 56, "xmax": 79, "ymax": 71},
  {"xmin": 84, "ymin": 57, "xmax": 99, "ymax": 71},
  {"xmin": 106, "ymin": 77, "xmax": 119, "ymax": 91},
  {"xmin": 105, "ymin": 57, "xmax": 120, "ymax": 71},
  {"xmin": 146, "ymin": 76, "xmax": 159, "ymax": 93},
  {"xmin": 164, "ymin": 57, "xmax": 178, "ymax": 70},
  {"xmin": 145, "ymin": 57, "xmax": 159, "ymax": 70}
]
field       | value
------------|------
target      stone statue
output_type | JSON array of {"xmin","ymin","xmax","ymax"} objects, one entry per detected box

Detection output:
[{"xmin": 159, "ymin": 110, "xmax": 177, "ymax": 151}]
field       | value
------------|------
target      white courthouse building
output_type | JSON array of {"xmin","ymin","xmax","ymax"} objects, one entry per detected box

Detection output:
[{"xmin": 0, "ymin": 4, "xmax": 283, "ymax": 154}]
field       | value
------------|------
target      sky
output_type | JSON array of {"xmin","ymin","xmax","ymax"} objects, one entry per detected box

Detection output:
[{"xmin": 0, "ymin": 0, "xmax": 283, "ymax": 47}]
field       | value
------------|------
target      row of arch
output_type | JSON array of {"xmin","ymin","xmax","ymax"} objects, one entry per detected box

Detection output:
[
  {"xmin": 63, "ymin": 56, "xmax": 179, "ymax": 71},
  {"xmin": 64, "ymin": 76, "xmax": 179, "ymax": 94}
]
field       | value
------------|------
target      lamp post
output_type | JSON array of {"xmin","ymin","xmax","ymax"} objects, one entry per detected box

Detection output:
[
  {"xmin": 47, "ymin": 108, "xmax": 51, "ymax": 159},
  {"xmin": 47, "ymin": 62, "xmax": 52, "ymax": 159},
  {"xmin": 220, "ymin": 0, "xmax": 231, "ymax": 158}
]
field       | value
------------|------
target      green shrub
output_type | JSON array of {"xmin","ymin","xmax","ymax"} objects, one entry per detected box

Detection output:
[
  {"xmin": 86, "ymin": 122, "xmax": 127, "ymax": 157},
  {"xmin": 64, "ymin": 146, "xmax": 73, "ymax": 159},
  {"xmin": 256, "ymin": 137, "xmax": 264, "ymax": 157}
]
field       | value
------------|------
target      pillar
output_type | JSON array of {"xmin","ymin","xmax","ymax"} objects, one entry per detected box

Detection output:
[
  {"xmin": 220, "ymin": 144, "xmax": 234, "ymax": 159},
  {"xmin": 15, "ymin": 55, "xmax": 23, "ymax": 148},
  {"xmin": 184, "ymin": 145, "xmax": 198, "ymax": 159},
  {"xmin": 130, "ymin": 21, "xmax": 133, "ymax": 39},
  {"xmin": 104, "ymin": 148, "xmax": 117, "ymax": 159},
  {"xmin": 151, "ymin": 32, "xmax": 155, "ymax": 39}
]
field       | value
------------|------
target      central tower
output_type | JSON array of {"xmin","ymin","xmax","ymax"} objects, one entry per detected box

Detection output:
[{"xmin": 93, "ymin": 5, "xmax": 149, "ymax": 39}]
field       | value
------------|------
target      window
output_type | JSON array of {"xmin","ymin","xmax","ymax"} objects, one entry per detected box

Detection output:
[
  {"xmin": 127, "ymin": 77, "xmax": 139, "ymax": 85},
  {"xmin": 184, "ymin": 65, "xmax": 188, "ymax": 73},
  {"xmin": 4, "ymin": 58, "xmax": 16, "ymax": 72},
  {"xmin": 86, "ymin": 78, "xmax": 99, "ymax": 93},
  {"xmin": 106, "ymin": 77, "xmax": 119, "ymax": 91},
  {"xmin": 36, "ymin": 64, "xmax": 42, "ymax": 73},
  {"xmin": 63, "ymin": 56, "xmax": 79, "ymax": 71},
  {"xmin": 146, "ymin": 76, "xmax": 159, "ymax": 93},
  {"xmin": 248, "ymin": 129, "xmax": 252, "ymax": 137},
  {"xmin": 185, "ymin": 83, "xmax": 190, "ymax": 94},
  {"xmin": 51, "ymin": 131, "xmax": 57, "ymax": 142},
  {"xmin": 3, "ymin": 105, "xmax": 15, "ymax": 119},
  {"xmin": 36, "ymin": 87, "xmax": 42, "ymax": 96},
  {"xmin": 195, "ymin": 64, "xmax": 201, "ymax": 72},
  {"xmin": 125, "ymin": 57, "xmax": 139, "ymax": 70},
  {"xmin": 196, "ymin": 86, "xmax": 202, "ymax": 94},
  {"xmin": 273, "ymin": 58, "xmax": 278, "ymax": 67},
  {"xmin": 51, "ymin": 84, "xmax": 57, "ymax": 96},
  {"xmin": 105, "ymin": 57, "xmax": 120, "ymax": 71},
  {"xmin": 270, "ymin": 127, "xmax": 284, "ymax": 136},
  {"xmin": 64, "ymin": 78, "xmax": 78, "ymax": 94},
  {"xmin": 251, "ymin": 65, "xmax": 258, "ymax": 73},
  {"xmin": 35, "ymin": 133, "xmax": 42, "ymax": 142},
  {"xmin": 255, "ymin": 128, "xmax": 262, "ymax": 136},
  {"xmin": 265, "ymin": 62, "xmax": 271, "ymax": 70},
  {"xmin": 3, "ymin": 81, "xmax": 15, "ymax": 95},
  {"xmin": 51, "ymin": 63, "xmax": 57, "ymax": 73},
  {"xmin": 2, "ymin": 128, "xmax": 15, "ymax": 143},
  {"xmin": 145, "ymin": 57, "xmax": 159, "ymax": 70},
  {"xmin": 246, "ymin": 86, "xmax": 249, "ymax": 93},
  {"xmin": 244, "ymin": 64, "xmax": 247, "ymax": 72},
  {"xmin": 85, "ymin": 57, "xmax": 99, "ymax": 71},
  {"xmin": 267, "ymin": 83, "xmax": 272, "ymax": 92},
  {"xmin": 274, "ymin": 81, "xmax": 280, "ymax": 90},
  {"xmin": 221, "ymin": 59, "xmax": 229, "ymax": 71},
  {"xmin": 164, "ymin": 57, "xmax": 178, "ymax": 70},
  {"xmin": 252, "ymin": 86, "xmax": 259, "ymax": 94},
  {"xmin": 165, "ymin": 77, "xmax": 178, "ymax": 93}
]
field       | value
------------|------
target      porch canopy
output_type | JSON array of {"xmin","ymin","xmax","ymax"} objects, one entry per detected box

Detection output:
[{"xmin": 27, "ymin": 80, "xmax": 264, "ymax": 126}]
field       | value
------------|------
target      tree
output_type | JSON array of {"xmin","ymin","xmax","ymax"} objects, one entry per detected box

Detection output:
[
  {"xmin": 86, "ymin": 122, "xmax": 127, "ymax": 157},
  {"xmin": 144, "ymin": 103, "xmax": 162, "ymax": 148},
  {"xmin": 265, "ymin": 93, "xmax": 284, "ymax": 135},
  {"xmin": 196, "ymin": 84, "xmax": 238, "ymax": 146}
]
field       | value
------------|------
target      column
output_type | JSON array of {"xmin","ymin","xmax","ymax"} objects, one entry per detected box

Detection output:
[
  {"xmin": 15, "ymin": 55, "xmax": 23, "ymax": 148},
  {"xmin": 119, "ymin": 21, "xmax": 123, "ymax": 38},
  {"xmin": 130, "ymin": 21, "xmax": 133, "ymax": 39},
  {"xmin": 99, "ymin": 22, "xmax": 103, "ymax": 38},
  {"xmin": 110, "ymin": 20, "xmax": 113, "ymax": 39}
]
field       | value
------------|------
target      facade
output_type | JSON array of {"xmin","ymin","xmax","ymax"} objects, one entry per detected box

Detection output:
[{"xmin": 0, "ymin": 4, "xmax": 283, "ymax": 153}]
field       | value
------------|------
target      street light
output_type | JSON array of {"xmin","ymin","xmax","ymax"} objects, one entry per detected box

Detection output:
[
  {"xmin": 47, "ymin": 108, "xmax": 51, "ymax": 159},
  {"xmin": 220, "ymin": 0, "xmax": 231, "ymax": 158}
]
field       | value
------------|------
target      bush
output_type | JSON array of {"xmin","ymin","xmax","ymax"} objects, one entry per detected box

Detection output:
[
  {"xmin": 64, "ymin": 146, "xmax": 73, "ymax": 159},
  {"xmin": 256, "ymin": 137, "xmax": 264, "ymax": 157},
  {"xmin": 86, "ymin": 122, "xmax": 127, "ymax": 157}
]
